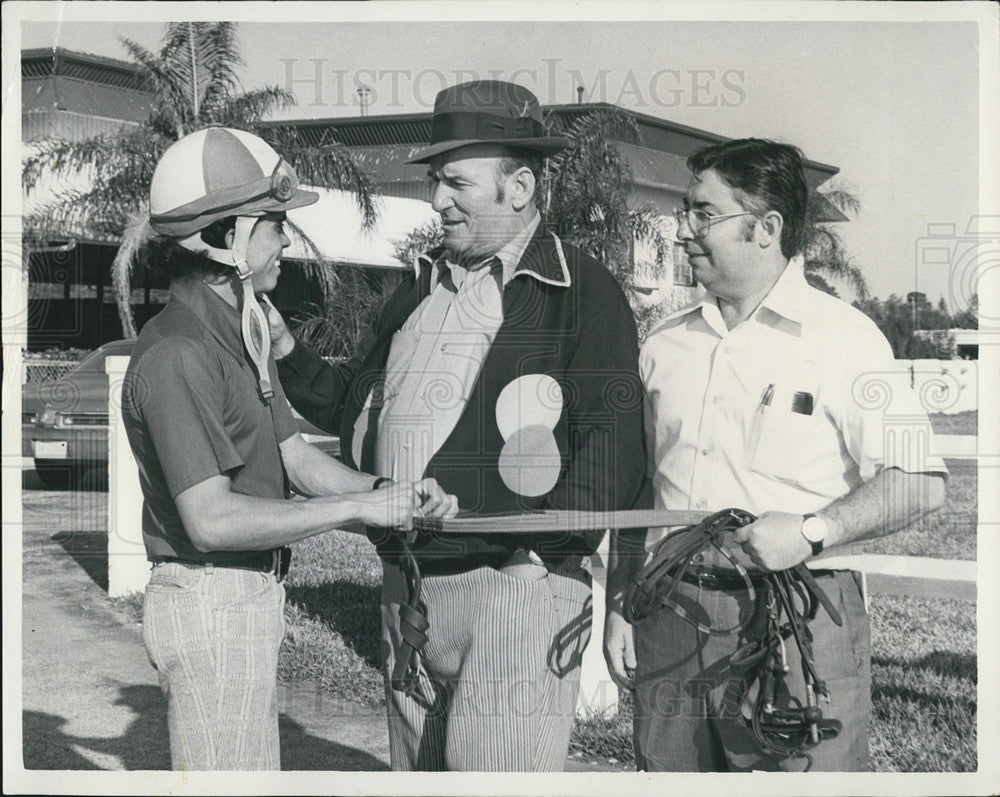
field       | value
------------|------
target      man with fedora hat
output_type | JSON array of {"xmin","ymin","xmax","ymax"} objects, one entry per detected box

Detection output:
[{"xmin": 267, "ymin": 80, "xmax": 646, "ymax": 771}]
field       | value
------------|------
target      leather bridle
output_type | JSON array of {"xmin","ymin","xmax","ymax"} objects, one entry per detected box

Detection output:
[
  {"xmin": 623, "ymin": 508, "xmax": 844, "ymax": 769},
  {"xmin": 390, "ymin": 539, "xmax": 429, "ymax": 697}
]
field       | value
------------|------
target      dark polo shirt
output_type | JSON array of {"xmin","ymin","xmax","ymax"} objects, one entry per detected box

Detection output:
[{"xmin": 123, "ymin": 276, "xmax": 298, "ymax": 561}]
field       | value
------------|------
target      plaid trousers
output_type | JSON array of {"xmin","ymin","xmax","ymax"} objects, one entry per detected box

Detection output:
[{"xmin": 142, "ymin": 561, "xmax": 286, "ymax": 770}]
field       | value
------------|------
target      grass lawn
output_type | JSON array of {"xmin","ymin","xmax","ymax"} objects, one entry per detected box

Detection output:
[
  {"xmin": 278, "ymin": 531, "xmax": 386, "ymax": 706},
  {"xmin": 566, "ymin": 592, "xmax": 978, "ymax": 772},
  {"xmin": 928, "ymin": 410, "xmax": 977, "ymax": 436},
  {"xmin": 120, "ymin": 416, "xmax": 979, "ymax": 771},
  {"xmin": 277, "ymin": 459, "xmax": 977, "ymax": 772}
]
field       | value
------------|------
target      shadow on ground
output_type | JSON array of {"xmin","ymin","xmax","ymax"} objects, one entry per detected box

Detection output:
[
  {"xmin": 23, "ymin": 685, "xmax": 170, "ymax": 770},
  {"xmin": 279, "ymin": 715, "xmax": 388, "ymax": 771},
  {"xmin": 23, "ymin": 684, "xmax": 388, "ymax": 771},
  {"xmin": 53, "ymin": 529, "xmax": 109, "ymax": 592},
  {"xmin": 873, "ymin": 650, "xmax": 977, "ymax": 682}
]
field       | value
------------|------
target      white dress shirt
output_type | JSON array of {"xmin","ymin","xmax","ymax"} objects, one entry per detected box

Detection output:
[{"xmin": 640, "ymin": 260, "xmax": 947, "ymax": 555}]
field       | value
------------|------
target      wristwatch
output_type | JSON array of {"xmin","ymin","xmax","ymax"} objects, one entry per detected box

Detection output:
[{"xmin": 801, "ymin": 513, "xmax": 828, "ymax": 557}]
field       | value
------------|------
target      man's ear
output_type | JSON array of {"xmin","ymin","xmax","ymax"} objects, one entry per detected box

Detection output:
[
  {"xmin": 759, "ymin": 210, "xmax": 784, "ymax": 249},
  {"xmin": 509, "ymin": 168, "xmax": 536, "ymax": 212},
  {"xmin": 224, "ymin": 226, "xmax": 236, "ymax": 249}
]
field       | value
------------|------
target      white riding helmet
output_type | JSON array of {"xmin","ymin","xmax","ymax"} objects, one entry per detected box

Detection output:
[
  {"xmin": 148, "ymin": 128, "xmax": 318, "ymax": 401},
  {"xmin": 149, "ymin": 127, "xmax": 318, "ymax": 242}
]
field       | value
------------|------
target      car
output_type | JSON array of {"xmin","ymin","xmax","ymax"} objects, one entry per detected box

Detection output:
[
  {"xmin": 22, "ymin": 338, "xmax": 340, "ymax": 490},
  {"xmin": 22, "ymin": 339, "xmax": 135, "ymax": 489}
]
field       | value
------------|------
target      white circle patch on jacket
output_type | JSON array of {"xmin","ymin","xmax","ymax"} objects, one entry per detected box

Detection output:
[{"xmin": 495, "ymin": 374, "xmax": 563, "ymax": 496}]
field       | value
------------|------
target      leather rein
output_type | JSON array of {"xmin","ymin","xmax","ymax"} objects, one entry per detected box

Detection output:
[{"xmin": 623, "ymin": 508, "xmax": 844, "ymax": 768}]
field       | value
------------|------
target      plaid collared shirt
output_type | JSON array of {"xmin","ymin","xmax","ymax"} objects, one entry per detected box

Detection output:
[{"xmin": 375, "ymin": 214, "xmax": 540, "ymax": 482}]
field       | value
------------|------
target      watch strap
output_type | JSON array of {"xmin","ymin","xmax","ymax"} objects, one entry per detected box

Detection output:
[{"xmin": 803, "ymin": 513, "xmax": 825, "ymax": 557}]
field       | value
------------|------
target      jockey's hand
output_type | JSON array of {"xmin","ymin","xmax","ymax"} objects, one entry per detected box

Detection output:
[{"xmin": 259, "ymin": 295, "xmax": 295, "ymax": 360}]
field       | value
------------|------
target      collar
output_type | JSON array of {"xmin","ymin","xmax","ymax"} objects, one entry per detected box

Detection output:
[
  {"xmin": 414, "ymin": 214, "xmax": 570, "ymax": 289},
  {"xmin": 169, "ymin": 276, "xmax": 246, "ymax": 362},
  {"xmin": 755, "ymin": 255, "xmax": 809, "ymax": 324},
  {"xmin": 660, "ymin": 255, "xmax": 809, "ymax": 329},
  {"xmin": 494, "ymin": 212, "xmax": 540, "ymax": 285}
]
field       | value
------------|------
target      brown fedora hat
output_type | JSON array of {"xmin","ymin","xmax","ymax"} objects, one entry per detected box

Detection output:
[{"xmin": 406, "ymin": 80, "xmax": 569, "ymax": 164}]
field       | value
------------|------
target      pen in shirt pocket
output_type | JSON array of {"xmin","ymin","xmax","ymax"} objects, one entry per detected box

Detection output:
[{"xmin": 759, "ymin": 383, "xmax": 775, "ymax": 412}]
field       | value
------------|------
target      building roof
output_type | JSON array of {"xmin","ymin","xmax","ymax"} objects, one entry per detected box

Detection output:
[
  {"xmin": 262, "ymin": 101, "xmax": 847, "ymax": 221},
  {"xmin": 262, "ymin": 101, "xmax": 839, "ymax": 176},
  {"xmin": 22, "ymin": 48, "xmax": 154, "ymax": 124}
]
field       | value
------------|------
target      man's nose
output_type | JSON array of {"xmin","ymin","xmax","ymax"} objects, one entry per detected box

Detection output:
[
  {"xmin": 431, "ymin": 183, "xmax": 453, "ymax": 213},
  {"xmin": 675, "ymin": 216, "xmax": 694, "ymax": 242}
]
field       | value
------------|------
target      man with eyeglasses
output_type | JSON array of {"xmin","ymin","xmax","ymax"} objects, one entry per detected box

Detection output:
[{"xmin": 603, "ymin": 138, "xmax": 947, "ymax": 771}]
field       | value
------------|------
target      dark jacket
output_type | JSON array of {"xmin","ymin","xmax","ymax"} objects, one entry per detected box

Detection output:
[{"xmin": 278, "ymin": 221, "xmax": 647, "ymax": 573}]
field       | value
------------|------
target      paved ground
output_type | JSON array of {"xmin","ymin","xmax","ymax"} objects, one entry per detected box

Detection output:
[
  {"xmin": 18, "ymin": 471, "xmax": 619, "ymax": 773},
  {"xmin": 20, "ymin": 473, "xmax": 392, "ymax": 772}
]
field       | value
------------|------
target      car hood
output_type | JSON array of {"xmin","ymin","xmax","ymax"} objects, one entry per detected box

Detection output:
[{"xmin": 22, "ymin": 374, "xmax": 109, "ymax": 416}]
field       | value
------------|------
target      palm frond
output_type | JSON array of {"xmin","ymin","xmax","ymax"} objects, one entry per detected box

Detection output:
[
  {"xmin": 393, "ymin": 218, "xmax": 442, "ymax": 266},
  {"xmin": 25, "ymin": 21, "xmax": 382, "ymax": 343},
  {"xmin": 284, "ymin": 217, "xmax": 343, "ymax": 301},
  {"xmin": 264, "ymin": 126, "xmax": 381, "ymax": 229},
  {"xmin": 803, "ymin": 179, "xmax": 869, "ymax": 299},
  {"xmin": 543, "ymin": 109, "xmax": 637, "ymax": 282},
  {"xmin": 813, "ymin": 179, "xmax": 862, "ymax": 219},
  {"xmin": 629, "ymin": 205, "xmax": 670, "ymax": 245},
  {"xmin": 120, "ymin": 36, "xmax": 188, "ymax": 136},
  {"xmin": 111, "ymin": 208, "xmax": 155, "ymax": 338},
  {"xmin": 219, "ymin": 87, "xmax": 295, "ymax": 128}
]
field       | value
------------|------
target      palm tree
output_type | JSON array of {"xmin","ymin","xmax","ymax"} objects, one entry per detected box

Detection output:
[
  {"xmin": 803, "ymin": 181, "xmax": 867, "ymax": 299},
  {"xmin": 22, "ymin": 22, "xmax": 378, "ymax": 337},
  {"xmin": 544, "ymin": 108, "xmax": 703, "ymax": 335},
  {"xmin": 543, "ymin": 107, "xmax": 643, "ymax": 287}
]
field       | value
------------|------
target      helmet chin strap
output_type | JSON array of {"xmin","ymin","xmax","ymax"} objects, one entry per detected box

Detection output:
[
  {"xmin": 179, "ymin": 217, "xmax": 274, "ymax": 401},
  {"xmin": 230, "ymin": 216, "xmax": 274, "ymax": 401}
]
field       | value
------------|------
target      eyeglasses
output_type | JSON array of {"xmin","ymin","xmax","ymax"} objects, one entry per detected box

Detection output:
[{"xmin": 673, "ymin": 207, "xmax": 753, "ymax": 237}]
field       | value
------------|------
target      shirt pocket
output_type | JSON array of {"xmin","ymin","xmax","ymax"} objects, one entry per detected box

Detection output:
[{"xmin": 747, "ymin": 378, "xmax": 824, "ymax": 483}]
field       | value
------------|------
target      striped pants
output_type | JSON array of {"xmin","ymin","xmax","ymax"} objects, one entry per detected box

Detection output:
[
  {"xmin": 380, "ymin": 558, "xmax": 592, "ymax": 771},
  {"xmin": 142, "ymin": 562, "xmax": 286, "ymax": 771}
]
